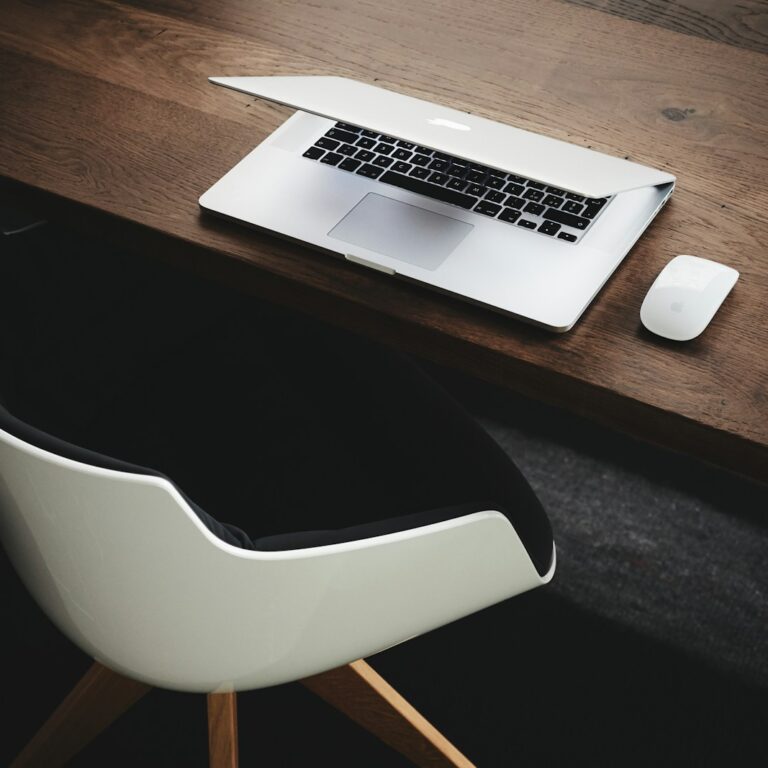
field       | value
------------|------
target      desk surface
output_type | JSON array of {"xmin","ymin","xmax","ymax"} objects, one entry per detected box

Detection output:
[{"xmin": 1, "ymin": 0, "xmax": 766, "ymax": 482}]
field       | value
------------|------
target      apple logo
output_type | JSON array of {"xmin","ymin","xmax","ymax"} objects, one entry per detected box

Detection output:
[
  {"xmin": 670, "ymin": 301, "xmax": 684, "ymax": 313},
  {"xmin": 427, "ymin": 117, "xmax": 471, "ymax": 131}
]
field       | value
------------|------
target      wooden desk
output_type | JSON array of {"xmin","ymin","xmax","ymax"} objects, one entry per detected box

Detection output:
[{"xmin": 1, "ymin": 1, "xmax": 766, "ymax": 482}]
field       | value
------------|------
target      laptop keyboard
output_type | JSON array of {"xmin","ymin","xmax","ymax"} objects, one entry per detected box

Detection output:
[{"xmin": 302, "ymin": 122, "xmax": 612, "ymax": 244}]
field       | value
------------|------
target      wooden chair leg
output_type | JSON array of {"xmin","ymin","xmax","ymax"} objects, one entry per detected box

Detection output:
[
  {"xmin": 207, "ymin": 692, "xmax": 239, "ymax": 768},
  {"xmin": 301, "ymin": 659, "xmax": 475, "ymax": 768},
  {"xmin": 11, "ymin": 661, "xmax": 151, "ymax": 768}
]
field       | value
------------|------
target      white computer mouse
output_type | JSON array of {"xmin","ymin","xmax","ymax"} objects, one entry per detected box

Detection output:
[{"xmin": 640, "ymin": 255, "xmax": 739, "ymax": 341}]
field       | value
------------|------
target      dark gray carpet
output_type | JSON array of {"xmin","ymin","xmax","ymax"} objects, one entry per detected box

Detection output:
[{"xmin": 437, "ymin": 369, "xmax": 768, "ymax": 688}]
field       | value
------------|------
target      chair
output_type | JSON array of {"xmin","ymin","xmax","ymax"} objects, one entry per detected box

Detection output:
[{"xmin": 0, "ymin": 401, "xmax": 555, "ymax": 767}]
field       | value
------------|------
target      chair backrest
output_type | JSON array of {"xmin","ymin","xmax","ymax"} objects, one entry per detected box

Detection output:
[{"xmin": 0, "ymin": 425, "xmax": 552, "ymax": 693}]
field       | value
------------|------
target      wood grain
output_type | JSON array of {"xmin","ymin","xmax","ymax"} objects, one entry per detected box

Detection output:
[
  {"xmin": 302, "ymin": 660, "xmax": 475, "ymax": 768},
  {"xmin": 565, "ymin": 0, "xmax": 768, "ymax": 55},
  {"xmin": 121, "ymin": 0, "xmax": 768, "ymax": 217},
  {"xmin": 207, "ymin": 693, "xmax": 239, "ymax": 768},
  {"xmin": 0, "ymin": 1, "xmax": 766, "ymax": 482},
  {"xmin": 11, "ymin": 662, "xmax": 151, "ymax": 768}
]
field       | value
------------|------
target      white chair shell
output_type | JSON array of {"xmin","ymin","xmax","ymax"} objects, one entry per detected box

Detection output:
[{"xmin": 0, "ymin": 427, "xmax": 554, "ymax": 693}]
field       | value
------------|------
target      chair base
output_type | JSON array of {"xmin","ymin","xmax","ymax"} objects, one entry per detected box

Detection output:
[
  {"xmin": 302, "ymin": 659, "xmax": 475, "ymax": 767},
  {"xmin": 208, "ymin": 691, "xmax": 239, "ymax": 768},
  {"xmin": 11, "ymin": 661, "xmax": 475, "ymax": 768},
  {"xmin": 10, "ymin": 663, "xmax": 151, "ymax": 768}
]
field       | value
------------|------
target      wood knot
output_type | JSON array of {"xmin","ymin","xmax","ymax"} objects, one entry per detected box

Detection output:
[{"xmin": 661, "ymin": 107, "xmax": 695, "ymax": 121}]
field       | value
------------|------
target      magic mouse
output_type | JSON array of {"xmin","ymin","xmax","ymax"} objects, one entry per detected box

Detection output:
[{"xmin": 640, "ymin": 255, "xmax": 739, "ymax": 341}]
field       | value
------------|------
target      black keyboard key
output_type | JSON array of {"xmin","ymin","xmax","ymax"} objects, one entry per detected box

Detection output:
[
  {"xmin": 396, "ymin": 140, "xmax": 415, "ymax": 149},
  {"xmin": 429, "ymin": 172, "xmax": 449, "ymax": 185},
  {"xmin": 524, "ymin": 202, "xmax": 545, "ymax": 216},
  {"xmin": 507, "ymin": 196, "xmax": 525, "ymax": 209},
  {"xmin": 448, "ymin": 163, "xmax": 468, "ymax": 177},
  {"xmin": 504, "ymin": 182, "xmax": 525, "ymax": 196},
  {"xmin": 527, "ymin": 181, "xmax": 546, "ymax": 190},
  {"xmin": 373, "ymin": 155, "xmax": 394, "ymax": 168},
  {"xmin": 336, "ymin": 122, "xmax": 361, "ymax": 133},
  {"xmin": 447, "ymin": 177, "xmax": 468, "ymax": 191},
  {"xmin": 303, "ymin": 146, "xmax": 324, "ymax": 160},
  {"xmin": 507, "ymin": 174, "xmax": 527, "ymax": 185},
  {"xmin": 565, "ymin": 192, "xmax": 585, "ymax": 202},
  {"xmin": 558, "ymin": 232, "xmax": 578, "ymax": 242},
  {"xmin": 499, "ymin": 207, "xmax": 521, "ymax": 223},
  {"xmin": 375, "ymin": 142, "xmax": 394, "ymax": 155},
  {"xmin": 410, "ymin": 166, "xmax": 430, "ymax": 179},
  {"xmin": 392, "ymin": 161, "xmax": 412, "ymax": 174},
  {"xmin": 356, "ymin": 163, "xmax": 384, "ymax": 179},
  {"xmin": 582, "ymin": 204, "xmax": 602, "ymax": 219},
  {"xmin": 539, "ymin": 220, "xmax": 561, "ymax": 236},
  {"xmin": 486, "ymin": 176, "xmax": 505, "ymax": 189},
  {"xmin": 326, "ymin": 128, "xmax": 359, "ymax": 144},
  {"xmin": 431, "ymin": 151, "xmax": 450, "ymax": 160},
  {"xmin": 523, "ymin": 188, "xmax": 544, "ymax": 201},
  {"xmin": 583, "ymin": 198, "xmax": 608, "ymax": 218},
  {"xmin": 338, "ymin": 143, "xmax": 358, "ymax": 156},
  {"xmin": 466, "ymin": 183, "xmax": 487, "ymax": 197},
  {"xmin": 412, "ymin": 154, "xmax": 431, "ymax": 167},
  {"xmin": 316, "ymin": 137, "xmax": 340, "ymax": 150},
  {"xmin": 392, "ymin": 148, "xmax": 412, "ymax": 161},
  {"xmin": 356, "ymin": 137, "xmax": 376, "ymax": 149},
  {"xmin": 544, "ymin": 208, "xmax": 590, "ymax": 229},
  {"xmin": 379, "ymin": 134, "xmax": 396, "ymax": 143},
  {"xmin": 339, "ymin": 157, "xmax": 361, "ymax": 172},
  {"xmin": 320, "ymin": 152, "xmax": 343, "ymax": 166},
  {"xmin": 429, "ymin": 159, "xmax": 448, "ymax": 172},
  {"xmin": 379, "ymin": 170, "xmax": 477, "ymax": 209},
  {"xmin": 542, "ymin": 194, "xmax": 563, "ymax": 208},
  {"xmin": 475, "ymin": 200, "xmax": 501, "ymax": 217},
  {"xmin": 562, "ymin": 200, "xmax": 584, "ymax": 214},
  {"xmin": 467, "ymin": 169, "xmax": 488, "ymax": 184},
  {"xmin": 361, "ymin": 129, "xmax": 379, "ymax": 139},
  {"xmin": 356, "ymin": 149, "xmax": 375, "ymax": 162},
  {"xmin": 517, "ymin": 219, "xmax": 537, "ymax": 229},
  {"xmin": 486, "ymin": 190, "xmax": 506, "ymax": 204},
  {"xmin": 546, "ymin": 186, "xmax": 566, "ymax": 196}
]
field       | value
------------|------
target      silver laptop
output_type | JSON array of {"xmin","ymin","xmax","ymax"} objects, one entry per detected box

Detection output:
[{"xmin": 200, "ymin": 76, "xmax": 675, "ymax": 332}]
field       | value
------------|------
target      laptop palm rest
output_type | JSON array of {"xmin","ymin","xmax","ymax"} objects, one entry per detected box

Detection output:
[{"xmin": 328, "ymin": 193, "xmax": 473, "ymax": 271}]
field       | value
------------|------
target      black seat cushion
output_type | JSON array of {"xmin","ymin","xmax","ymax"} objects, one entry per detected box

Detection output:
[{"xmin": 0, "ymin": 400, "xmax": 501, "ymax": 553}]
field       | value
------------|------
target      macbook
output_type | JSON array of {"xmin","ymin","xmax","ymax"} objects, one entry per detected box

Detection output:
[{"xmin": 200, "ymin": 76, "xmax": 675, "ymax": 331}]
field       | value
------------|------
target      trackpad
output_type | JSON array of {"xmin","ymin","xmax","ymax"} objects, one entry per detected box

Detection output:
[{"xmin": 328, "ymin": 193, "xmax": 473, "ymax": 271}]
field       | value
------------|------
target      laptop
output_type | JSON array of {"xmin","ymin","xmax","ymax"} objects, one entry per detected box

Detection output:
[{"xmin": 200, "ymin": 76, "xmax": 675, "ymax": 332}]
